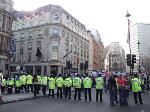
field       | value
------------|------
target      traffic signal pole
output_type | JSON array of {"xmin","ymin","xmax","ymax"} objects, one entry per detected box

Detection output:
[{"xmin": 126, "ymin": 11, "xmax": 132, "ymax": 75}]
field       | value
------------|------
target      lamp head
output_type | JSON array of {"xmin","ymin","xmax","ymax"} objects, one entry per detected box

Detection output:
[{"xmin": 126, "ymin": 11, "xmax": 131, "ymax": 17}]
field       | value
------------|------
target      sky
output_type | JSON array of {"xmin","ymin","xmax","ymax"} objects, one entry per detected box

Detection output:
[{"xmin": 12, "ymin": 0, "xmax": 150, "ymax": 53}]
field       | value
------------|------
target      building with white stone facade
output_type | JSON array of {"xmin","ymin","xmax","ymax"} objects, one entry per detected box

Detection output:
[
  {"xmin": 0, "ymin": 0, "xmax": 14, "ymax": 75},
  {"xmin": 10, "ymin": 4, "xmax": 89, "ymax": 75},
  {"xmin": 130, "ymin": 23, "xmax": 150, "ymax": 72},
  {"xmin": 104, "ymin": 42, "xmax": 126, "ymax": 73}
]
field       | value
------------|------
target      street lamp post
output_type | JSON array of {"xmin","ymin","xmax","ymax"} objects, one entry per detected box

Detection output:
[
  {"xmin": 137, "ymin": 41, "xmax": 141, "ymax": 73},
  {"xmin": 126, "ymin": 11, "xmax": 132, "ymax": 74}
]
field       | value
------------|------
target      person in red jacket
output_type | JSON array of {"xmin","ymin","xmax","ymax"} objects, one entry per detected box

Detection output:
[{"xmin": 117, "ymin": 75, "xmax": 128, "ymax": 106}]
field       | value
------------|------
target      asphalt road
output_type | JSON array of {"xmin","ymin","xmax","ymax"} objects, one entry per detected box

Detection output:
[{"xmin": 1, "ymin": 90, "xmax": 150, "ymax": 112}]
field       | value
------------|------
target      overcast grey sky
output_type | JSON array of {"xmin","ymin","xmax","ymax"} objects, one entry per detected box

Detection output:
[{"xmin": 12, "ymin": 0, "xmax": 150, "ymax": 53}]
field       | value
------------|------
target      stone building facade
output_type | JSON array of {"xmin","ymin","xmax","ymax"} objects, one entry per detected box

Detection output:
[
  {"xmin": 10, "ymin": 4, "xmax": 89, "ymax": 75},
  {"xmin": 88, "ymin": 30, "xmax": 104, "ymax": 71},
  {"xmin": 0, "ymin": 0, "xmax": 14, "ymax": 74},
  {"xmin": 104, "ymin": 42, "xmax": 126, "ymax": 73}
]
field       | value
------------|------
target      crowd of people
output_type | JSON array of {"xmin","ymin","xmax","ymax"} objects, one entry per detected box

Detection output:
[{"xmin": 0, "ymin": 71, "xmax": 150, "ymax": 106}]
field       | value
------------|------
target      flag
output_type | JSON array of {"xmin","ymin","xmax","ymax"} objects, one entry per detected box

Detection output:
[
  {"xmin": 36, "ymin": 48, "xmax": 42, "ymax": 57},
  {"xmin": 63, "ymin": 51, "xmax": 71, "ymax": 58}
]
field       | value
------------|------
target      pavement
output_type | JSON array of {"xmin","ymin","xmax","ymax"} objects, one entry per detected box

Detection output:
[
  {"xmin": 0, "ymin": 89, "xmax": 150, "ymax": 112},
  {"xmin": 0, "ymin": 88, "xmax": 74, "ymax": 104},
  {"xmin": 1, "ymin": 90, "xmax": 150, "ymax": 112},
  {"xmin": 1, "ymin": 93, "xmax": 42, "ymax": 104}
]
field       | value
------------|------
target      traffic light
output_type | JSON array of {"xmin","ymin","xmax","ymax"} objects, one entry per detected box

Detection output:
[
  {"xmin": 5, "ymin": 64, "xmax": 8, "ymax": 70},
  {"xmin": 131, "ymin": 54, "xmax": 136, "ymax": 69},
  {"xmin": 126, "ymin": 54, "xmax": 131, "ymax": 66},
  {"xmin": 132, "ymin": 54, "xmax": 136, "ymax": 64},
  {"xmin": 84, "ymin": 61, "xmax": 88, "ymax": 69},
  {"xmin": 80, "ymin": 63, "xmax": 84, "ymax": 70}
]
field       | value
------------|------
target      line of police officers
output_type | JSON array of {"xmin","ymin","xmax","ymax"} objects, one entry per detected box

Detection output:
[
  {"xmin": 0, "ymin": 72, "xmax": 146, "ymax": 106},
  {"xmin": 1, "ymin": 73, "xmax": 103, "ymax": 102}
]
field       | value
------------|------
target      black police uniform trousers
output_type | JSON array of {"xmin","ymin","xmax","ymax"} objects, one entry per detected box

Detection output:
[
  {"xmin": 37, "ymin": 84, "xmax": 41, "ymax": 94},
  {"xmin": 57, "ymin": 87, "xmax": 63, "ymax": 98},
  {"xmin": 15, "ymin": 87, "xmax": 20, "ymax": 93},
  {"xmin": 1, "ymin": 86, "xmax": 5, "ymax": 92},
  {"xmin": 133, "ymin": 91, "xmax": 143, "ymax": 104},
  {"xmin": 74, "ymin": 88, "xmax": 81, "ymax": 100},
  {"xmin": 49, "ymin": 89, "xmax": 55, "ymax": 98},
  {"xmin": 96, "ymin": 89, "xmax": 103, "ymax": 102},
  {"xmin": 84, "ymin": 88, "xmax": 92, "ymax": 101},
  {"xmin": 7, "ymin": 85, "xmax": 13, "ymax": 94},
  {"xmin": 65, "ymin": 86, "xmax": 71, "ymax": 99},
  {"xmin": 33, "ymin": 84, "xmax": 38, "ymax": 97},
  {"xmin": 42, "ymin": 85, "xmax": 47, "ymax": 95},
  {"xmin": 115, "ymin": 90, "xmax": 118, "ymax": 103},
  {"xmin": 21, "ymin": 85, "xmax": 27, "ymax": 93},
  {"xmin": 27, "ymin": 84, "xmax": 33, "ymax": 93}
]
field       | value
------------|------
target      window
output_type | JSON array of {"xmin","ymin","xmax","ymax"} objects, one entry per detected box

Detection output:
[
  {"xmin": 52, "ymin": 40, "xmax": 59, "ymax": 47},
  {"xmin": 66, "ymin": 15, "xmax": 69, "ymax": 20},
  {"xmin": 71, "ymin": 35, "xmax": 74, "ymax": 41},
  {"xmin": 37, "ymin": 41, "xmax": 41, "ymax": 49},
  {"xmin": 74, "ymin": 56, "xmax": 76, "ymax": 64},
  {"xmin": 62, "ymin": 31, "xmax": 65, "ymax": 37},
  {"xmin": 52, "ymin": 47, "xmax": 58, "ymax": 60},
  {"xmin": 66, "ymin": 43, "xmax": 69, "ymax": 52},
  {"xmin": 21, "ymin": 33, "xmax": 25, "ymax": 39},
  {"xmin": 74, "ymin": 37, "xmax": 77, "ymax": 42},
  {"xmin": 84, "ymin": 42, "xmax": 86, "ymax": 48},
  {"xmin": 28, "ymin": 31, "xmax": 32, "ymax": 38},
  {"xmin": 22, "ymin": 24, "xmax": 25, "ymax": 28},
  {"xmin": 77, "ymin": 38, "xmax": 79, "ymax": 44},
  {"xmin": 38, "ymin": 30, "xmax": 42, "ymax": 37},
  {"xmin": 84, "ymin": 51, "xmax": 86, "ymax": 57},
  {"xmin": 81, "ymin": 40, "xmax": 83, "ymax": 47},
  {"xmin": 74, "ymin": 46, "xmax": 76, "ymax": 54},
  {"xmin": 87, "ymin": 52, "xmax": 89, "ymax": 59},
  {"xmin": 52, "ymin": 51, "xmax": 58, "ymax": 60},
  {"xmin": 52, "ymin": 28, "xmax": 59, "ymax": 38},
  {"xmin": 66, "ymin": 32, "xmax": 69, "ymax": 40},
  {"xmin": 28, "ymin": 52, "xmax": 32, "ymax": 62},
  {"xmin": 30, "ymin": 22, "xmax": 33, "ymax": 27},
  {"xmin": 14, "ymin": 34, "xmax": 18, "ymax": 40},
  {"xmin": 0, "ymin": 14, "xmax": 3, "ymax": 28},
  {"xmin": 39, "ymin": 20, "xmax": 42, "ymax": 25},
  {"xmin": 81, "ymin": 49, "xmax": 83, "ymax": 56},
  {"xmin": 53, "ymin": 28, "xmax": 59, "ymax": 34},
  {"xmin": 2, "ymin": 15, "xmax": 6, "ymax": 29},
  {"xmin": 71, "ymin": 45, "xmax": 72, "ymax": 53},
  {"xmin": 71, "ymin": 18, "xmax": 74, "ymax": 23},
  {"xmin": 28, "ymin": 42, "xmax": 32, "ymax": 50},
  {"xmin": 87, "ymin": 43, "xmax": 89, "ymax": 49}
]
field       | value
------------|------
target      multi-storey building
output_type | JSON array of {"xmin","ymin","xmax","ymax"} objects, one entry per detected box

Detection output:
[
  {"xmin": 104, "ymin": 42, "xmax": 126, "ymax": 73},
  {"xmin": 10, "ymin": 4, "xmax": 89, "ymax": 75},
  {"xmin": 130, "ymin": 23, "xmax": 150, "ymax": 72},
  {"xmin": 0, "ymin": 0, "xmax": 14, "ymax": 74},
  {"xmin": 88, "ymin": 30, "xmax": 104, "ymax": 71}
]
